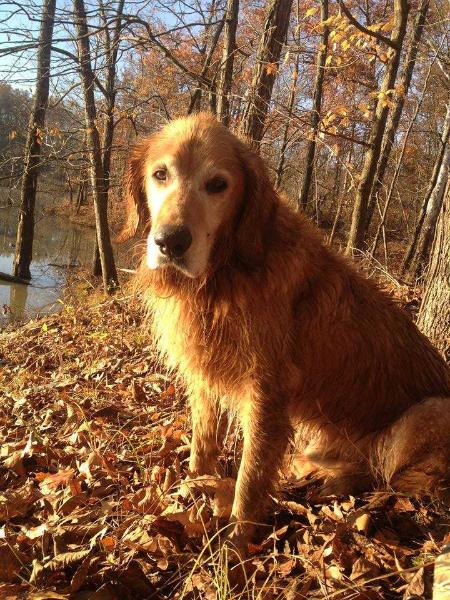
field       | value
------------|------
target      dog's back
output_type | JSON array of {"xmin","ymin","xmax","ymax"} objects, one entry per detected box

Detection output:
[{"xmin": 279, "ymin": 207, "xmax": 450, "ymax": 495}]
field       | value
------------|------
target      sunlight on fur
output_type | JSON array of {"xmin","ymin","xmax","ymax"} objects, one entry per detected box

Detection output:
[{"xmin": 119, "ymin": 112, "xmax": 450, "ymax": 551}]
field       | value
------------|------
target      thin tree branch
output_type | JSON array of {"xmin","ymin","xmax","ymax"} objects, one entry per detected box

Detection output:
[
  {"xmin": 124, "ymin": 16, "xmax": 211, "ymax": 86},
  {"xmin": 338, "ymin": 0, "xmax": 397, "ymax": 50},
  {"xmin": 51, "ymin": 45, "xmax": 108, "ymax": 97}
]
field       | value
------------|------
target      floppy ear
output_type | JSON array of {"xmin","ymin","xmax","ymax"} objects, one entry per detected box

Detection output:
[
  {"xmin": 115, "ymin": 140, "xmax": 151, "ymax": 242},
  {"xmin": 234, "ymin": 146, "xmax": 277, "ymax": 268}
]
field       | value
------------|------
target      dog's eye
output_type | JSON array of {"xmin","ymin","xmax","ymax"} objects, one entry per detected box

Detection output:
[
  {"xmin": 206, "ymin": 177, "xmax": 228, "ymax": 194},
  {"xmin": 153, "ymin": 169, "xmax": 167, "ymax": 181}
]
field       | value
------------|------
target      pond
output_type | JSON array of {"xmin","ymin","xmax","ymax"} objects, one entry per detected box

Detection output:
[{"xmin": 0, "ymin": 206, "xmax": 97, "ymax": 328}]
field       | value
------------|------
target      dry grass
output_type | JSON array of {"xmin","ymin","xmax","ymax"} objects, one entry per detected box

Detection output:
[{"xmin": 0, "ymin": 278, "xmax": 448, "ymax": 599}]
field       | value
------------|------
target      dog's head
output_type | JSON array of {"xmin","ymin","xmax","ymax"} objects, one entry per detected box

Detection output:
[{"xmin": 118, "ymin": 113, "xmax": 276, "ymax": 279}]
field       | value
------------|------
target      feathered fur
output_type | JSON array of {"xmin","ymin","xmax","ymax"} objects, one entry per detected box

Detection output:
[{"xmin": 121, "ymin": 113, "xmax": 450, "ymax": 545}]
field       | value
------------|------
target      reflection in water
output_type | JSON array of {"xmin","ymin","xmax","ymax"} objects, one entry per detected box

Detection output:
[
  {"xmin": 0, "ymin": 206, "xmax": 97, "ymax": 328},
  {"xmin": 9, "ymin": 283, "xmax": 28, "ymax": 322},
  {"xmin": 69, "ymin": 228, "xmax": 83, "ymax": 267}
]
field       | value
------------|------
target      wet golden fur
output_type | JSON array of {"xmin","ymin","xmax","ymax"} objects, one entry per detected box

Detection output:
[{"xmin": 121, "ymin": 113, "xmax": 450, "ymax": 545}]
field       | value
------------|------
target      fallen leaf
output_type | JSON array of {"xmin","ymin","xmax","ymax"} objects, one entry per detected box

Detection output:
[
  {"xmin": 403, "ymin": 567, "xmax": 424, "ymax": 598},
  {"xmin": 0, "ymin": 543, "xmax": 24, "ymax": 582}
]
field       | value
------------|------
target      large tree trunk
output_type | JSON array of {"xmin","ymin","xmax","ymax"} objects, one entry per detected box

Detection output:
[
  {"xmin": 402, "ymin": 100, "xmax": 450, "ymax": 280},
  {"xmin": 13, "ymin": 0, "xmax": 56, "ymax": 280},
  {"xmin": 216, "ymin": 0, "xmax": 239, "ymax": 126},
  {"xmin": 74, "ymin": 0, "xmax": 118, "ymax": 292},
  {"xmin": 416, "ymin": 179, "xmax": 449, "ymax": 359},
  {"xmin": 345, "ymin": 0, "xmax": 409, "ymax": 254},
  {"xmin": 240, "ymin": 0, "xmax": 294, "ymax": 145},
  {"xmin": 298, "ymin": 0, "xmax": 329, "ymax": 210},
  {"xmin": 366, "ymin": 0, "xmax": 429, "ymax": 229},
  {"xmin": 92, "ymin": 0, "xmax": 126, "ymax": 277}
]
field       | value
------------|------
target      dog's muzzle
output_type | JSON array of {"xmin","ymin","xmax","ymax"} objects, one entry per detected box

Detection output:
[{"xmin": 154, "ymin": 225, "xmax": 193, "ymax": 259}]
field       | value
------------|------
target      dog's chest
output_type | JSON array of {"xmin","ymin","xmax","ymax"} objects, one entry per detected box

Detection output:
[{"xmin": 149, "ymin": 295, "xmax": 254, "ymax": 392}]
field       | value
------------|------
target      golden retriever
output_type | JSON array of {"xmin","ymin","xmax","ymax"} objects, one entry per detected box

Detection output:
[{"xmin": 120, "ymin": 112, "xmax": 450, "ymax": 549}]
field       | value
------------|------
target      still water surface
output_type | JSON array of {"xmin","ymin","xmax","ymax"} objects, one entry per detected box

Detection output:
[{"xmin": 0, "ymin": 207, "xmax": 96, "ymax": 328}]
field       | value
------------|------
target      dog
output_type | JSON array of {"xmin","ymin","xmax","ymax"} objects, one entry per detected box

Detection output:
[{"xmin": 119, "ymin": 112, "xmax": 450, "ymax": 549}]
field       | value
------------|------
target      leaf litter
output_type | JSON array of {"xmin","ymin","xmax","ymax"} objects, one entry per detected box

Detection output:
[{"xmin": 0, "ymin": 286, "xmax": 449, "ymax": 599}]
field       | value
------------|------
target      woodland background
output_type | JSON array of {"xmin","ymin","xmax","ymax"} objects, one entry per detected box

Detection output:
[
  {"xmin": 0, "ymin": 0, "xmax": 449, "ymax": 349},
  {"xmin": 0, "ymin": 1, "xmax": 448, "ymax": 280},
  {"xmin": 0, "ymin": 0, "xmax": 449, "ymax": 598}
]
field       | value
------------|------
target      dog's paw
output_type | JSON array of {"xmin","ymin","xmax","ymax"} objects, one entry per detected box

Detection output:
[{"xmin": 223, "ymin": 521, "xmax": 255, "ymax": 559}]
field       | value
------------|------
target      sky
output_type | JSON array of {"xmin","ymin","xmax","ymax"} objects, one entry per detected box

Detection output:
[{"xmin": 0, "ymin": 0, "xmax": 188, "ymax": 94}]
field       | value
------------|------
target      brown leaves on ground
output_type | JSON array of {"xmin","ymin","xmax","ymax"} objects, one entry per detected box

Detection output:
[{"xmin": 0, "ymin": 292, "xmax": 448, "ymax": 599}]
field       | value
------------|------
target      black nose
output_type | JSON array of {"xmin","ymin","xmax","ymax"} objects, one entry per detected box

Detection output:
[{"xmin": 154, "ymin": 225, "xmax": 193, "ymax": 258}]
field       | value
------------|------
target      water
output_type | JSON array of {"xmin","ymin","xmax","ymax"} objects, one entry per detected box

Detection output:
[{"xmin": 0, "ymin": 206, "xmax": 96, "ymax": 327}]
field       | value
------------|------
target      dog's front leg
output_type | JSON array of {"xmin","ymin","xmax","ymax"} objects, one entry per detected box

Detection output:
[
  {"xmin": 189, "ymin": 389, "xmax": 224, "ymax": 476},
  {"xmin": 228, "ymin": 396, "xmax": 291, "ymax": 549}
]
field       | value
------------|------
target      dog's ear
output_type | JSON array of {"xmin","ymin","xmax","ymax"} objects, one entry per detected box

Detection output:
[
  {"xmin": 115, "ymin": 140, "xmax": 151, "ymax": 242},
  {"xmin": 234, "ymin": 146, "xmax": 277, "ymax": 268}
]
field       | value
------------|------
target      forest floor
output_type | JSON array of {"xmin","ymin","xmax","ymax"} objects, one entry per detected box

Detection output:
[{"xmin": 0, "ymin": 275, "xmax": 449, "ymax": 600}]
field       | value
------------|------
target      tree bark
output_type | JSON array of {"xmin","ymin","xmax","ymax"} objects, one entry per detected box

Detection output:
[
  {"xmin": 74, "ymin": 0, "xmax": 118, "ymax": 292},
  {"xmin": 345, "ymin": 0, "xmax": 409, "ymax": 255},
  {"xmin": 298, "ymin": 0, "xmax": 329, "ymax": 210},
  {"xmin": 416, "ymin": 179, "xmax": 450, "ymax": 359},
  {"xmin": 402, "ymin": 101, "xmax": 450, "ymax": 281},
  {"xmin": 13, "ymin": 0, "xmax": 56, "ymax": 280},
  {"xmin": 216, "ymin": 0, "xmax": 239, "ymax": 126},
  {"xmin": 93, "ymin": 0, "xmax": 126, "ymax": 277},
  {"xmin": 187, "ymin": 12, "xmax": 225, "ymax": 115},
  {"xmin": 240, "ymin": 0, "xmax": 294, "ymax": 146},
  {"xmin": 275, "ymin": 57, "xmax": 299, "ymax": 189},
  {"xmin": 404, "ymin": 102, "xmax": 450, "ymax": 281},
  {"xmin": 366, "ymin": 0, "xmax": 429, "ymax": 229},
  {"xmin": 370, "ymin": 58, "xmax": 433, "ymax": 258}
]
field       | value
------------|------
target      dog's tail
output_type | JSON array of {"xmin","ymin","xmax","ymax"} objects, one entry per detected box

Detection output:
[{"xmin": 373, "ymin": 397, "xmax": 450, "ymax": 504}]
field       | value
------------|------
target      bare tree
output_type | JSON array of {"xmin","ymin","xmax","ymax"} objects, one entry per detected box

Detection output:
[
  {"xmin": 240, "ymin": 0, "xmax": 294, "ymax": 145},
  {"xmin": 417, "ymin": 178, "xmax": 450, "ymax": 358},
  {"xmin": 344, "ymin": 0, "xmax": 410, "ymax": 254},
  {"xmin": 216, "ymin": 0, "xmax": 239, "ymax": 126},
  {"xmin": 93, "ymin": 0, "xmax": 126, "ymax": 276},
  {"xmin": 275, "ymin": 57, "xmax": 299, "ymax": 189},
  {"xmin": 370, "ymin": 58, "xmax": 434, "ymax": 258},
  {"xmin": 187, "ymin": 3, "xmax": 225, "ymax": 115},
  {"xmin": 366, "ymin": 0, "xmax": 430, "ymax": 229},
  {"xmin": 74, "ymin": 0, "xmax": 118, "ymax": 292},
  {"xmin": 402, "ymin": 100, "xmax": 450, "ymax": 280},
  {"xmin": 13, "ymin": 0, "xmax": 56, "ymax": 280},
  {"xmin": 298, "ymin": 0, "xmax": 329, "ymax": 209}
]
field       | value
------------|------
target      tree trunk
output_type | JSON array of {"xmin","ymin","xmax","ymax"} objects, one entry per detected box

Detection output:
[
  {"xmin": 92, "ymin": 0, "xmax": 126, "ymax": 278},
  {"xmin": 13, "ymin": 0, "xmax": 56, "ymax": 280},
  {"xmin": 216, "ymin": 0, "xmax": 239, "ymax": 126},
  {"xmin": 366, "ymin": 0, "xmax": 429, "ymax": 229},
  {"xmin": 75, "ymin": 180, "xmax": 85, "ymax": 215},
  {"xmin": 73, "ymin": 0, "xmax": 118, "ymax": 292},
  {"xmin": 92, "ymin": 241, "xmax": 101, "ymax": 276},
  {"xmin": 402, "ymin": 100, "xmax": 450, "ymax": 279},
  {"xmin": 240, "ymin": 0, "xmax": 294, "ymax": 146},
  {"xmin": 100, "ymin": 0, "xmax": 125, "ymax": 202},
  {"xmin": 298, "ymin": 0, "xmax": 329, "ymax": 210},
  {"xmin": 370, "ymin": 58, "xmax": 433, "ymax": 257},
  {"xmin": 66, "ymin": 169, "xmax": 74, "ymax": 205},
  {"xmin": 403, "ymin": 103, "xmax": 450, "ymax": 281},
  {"xmin": 345, "ymin": 0, "xmax": 409, "ymax": 254},
  {"xmin": 187, "ymin": 13, "xmax": 225, "ymax": 115},
  {"xmin": 328, "ymin": 123, "xmax": 356, "ymax": 245},
  {"xmin": 275, "ymin": 55, "xmax": 299, "ymax": 189},
  {"xmin": 416, "ymin": 179, "xmax": 449, "ymax": 358}
]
